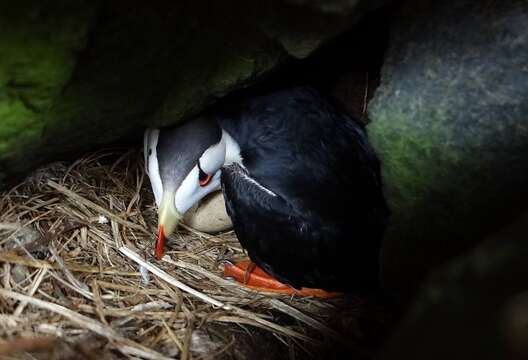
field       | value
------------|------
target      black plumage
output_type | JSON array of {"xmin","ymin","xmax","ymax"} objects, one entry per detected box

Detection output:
[{"xmin": 217, "ymin": 87, "xmax": 388, "ymax": 292}]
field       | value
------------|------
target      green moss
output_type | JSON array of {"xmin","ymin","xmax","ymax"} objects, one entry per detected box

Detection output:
[
  {"xmin": 368, "ymin": 0, "xmax": 528, "ymax": 299},
  {"xmin": 0, "ymin": 42, "xmax": 74, "ymax": 108},
  {"xmin": 0, "ymin": 0, "xmax": 377, "ymax": 187},
  {"xmin": 0, "ymin": 0, "xmax": 97, "ymax": 175},
  {"xmin": 0, "ymin": 41, "xmax": 76, "ymax": 161},
  {"xmin": 369, "ymin": 106, "xmax": 455, "ymax": 215},
  {"xmin": 0, "ymin": 99, "xmax": 40, "ymax": 155}
]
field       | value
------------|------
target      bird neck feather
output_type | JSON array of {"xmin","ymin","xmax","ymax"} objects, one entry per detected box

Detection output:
[{"xmin": 222, "ymin": 129, "xmax": 243, "ymax": 166}]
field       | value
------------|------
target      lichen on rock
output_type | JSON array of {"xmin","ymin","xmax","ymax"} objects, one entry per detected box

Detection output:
[{"xmin": 368, "ymin": 0, "xmax": 528, "ymax": 300}]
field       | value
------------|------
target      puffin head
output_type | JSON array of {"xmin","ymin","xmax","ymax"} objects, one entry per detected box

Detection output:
[{"xmin": 149, "ymin": 118, "xmax": 227, "ymax": 259}]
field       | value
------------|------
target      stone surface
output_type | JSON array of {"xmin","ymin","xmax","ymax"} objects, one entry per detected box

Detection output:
[
  {"xmin": 5, "ymin": 225, "xmax": 41, "ymax": 250},
  {"xmin": 184, "ymin": 191, "xmax": 233, "ymax": 234},
  {"xmin": 0, "ymin": 0, "xmax": 385, "ymax": 187},
  {"xmin": 368, "ymin": 0, "xmax": 528, "ymax": 300},
  {"xmin": 11, "ymin": 264, "xmax": 29, "ymax": 284},
  {"xmin": 381, "ymin": 212, "xmax": 528, "ymax": 360},
  {"xmin": 0, "ymin": 0, "xmax": 97, "ymax": 186}
]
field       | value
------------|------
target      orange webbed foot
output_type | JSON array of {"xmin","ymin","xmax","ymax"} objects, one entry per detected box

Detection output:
[{"xmin": 223, "ymin": 260, "xmax": 339, "ymax": 298}]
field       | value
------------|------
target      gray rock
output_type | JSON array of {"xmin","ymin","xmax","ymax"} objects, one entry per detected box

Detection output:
[
  {"xmin": 368, "ymin": 0, "xmax": 528, "ymax": 300},
  {"xmin": 11, "ymin": 264, "xmax": 29, "ymax": 284},
  {"xmin": 381, "ymin": 212, "xmax": 528, "ymax": 360},
  {"xmin": 0, "ymin": 0, "xmax": 385, "ymax": 187},
  {"xmin": 6, "ymin": 225, "xmax": 41, "ymax": 250}
]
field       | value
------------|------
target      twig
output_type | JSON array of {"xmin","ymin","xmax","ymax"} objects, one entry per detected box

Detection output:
[
  {"xmin": 0, "ymin": 150, "xmax": 368, "ymax": 358},
  {"xmin": 119, "ymin": 247, "xmax": 231, "ymax": 310},
  {"xmin": 96, "ymin": 280, "xmax": 165, "ymax": 295},
  {"xmin": 47, "ymin": 180, "xmax": 149, "ymax": 234},
  {"xmin": 49, "ymin": 245, "xmax": 89, "ymax": 292},
  {"xmin": 91, "ymin": 279, "xmax": 108, "ymax": 326},
  {"xmin": 78, "ymin": 304, "xmax": 181, "ymax": 319},
  {"xmin": 163, "ymin": 257, "xmax": 338, "ymax": 339},
  {"xmin": 267, "ymin": 299, "xmax": 349, "ymax": 345},
  {"xmin": 213, "ymin": 315, "xmax": 315, "ymax": 343},
  {"xmin": 0, "ymin": 222, "xmax": 19, "ymax": 231},
  {"xmin": 195, "ymin": 335, "xmax": 236, "ymax": 360},
  {"xmin": 48, "ymin": 272, "xmax": 93, "ymax": 300},
  {"xmin": 13, "ymin": 268, "xmax": 48, "ymax": 316},
  {"xmin": 0, "ymin": 337, "xmax": 57, "ymax": 355},
  {"xmin": 0, "ymin": 288, "xmax": 173, "ymax": 360},
  {"xmin": 162, "ymin": 320, "xmax": 184, "ymax": 353},
  {"xmin": 155, "ymin": 278, "xmax": 183, "ymax": 319},
  {"xmin": 362, "ymin": 71, "xmax": 369, "ymax": 116},
  {"xmin": 122, "ymin": 250, "xmax": 322, "ymax": 344},
  {"xmin": 3, "ymin": 263, "xmax": 10, "ymax": 290},
  {"xmin": 129, "ymin": 301, "xmax": 172, "ymax": 312},
  {"xmin": 179, "ymin": 223, "xmax": 237, "ymax": 245},
  {"xmin": 162, "ymin": 257, "xmax": 244, "ymax": 290},
  {"xmin": 181, "ymin": 320, "xmax": 193, "ymax": 360},
  {"xmin": 0, "ymin": 252, "xmax": 138, "ymax": 276}
]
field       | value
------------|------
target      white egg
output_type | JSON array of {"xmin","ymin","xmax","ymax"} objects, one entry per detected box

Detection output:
[{"xmin": 183, "ymin": 191, "xmax": 233, "ymax": 234}]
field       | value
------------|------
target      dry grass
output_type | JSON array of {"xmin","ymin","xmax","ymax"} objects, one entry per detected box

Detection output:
[{"xmin": 0, "ymin": 150, "xmax": 388, "ymax": 359}]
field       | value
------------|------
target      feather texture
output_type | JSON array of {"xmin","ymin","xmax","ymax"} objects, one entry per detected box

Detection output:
[{"xmin": 219, "ymin": 87, "xmax": 388, "ymax": 292}]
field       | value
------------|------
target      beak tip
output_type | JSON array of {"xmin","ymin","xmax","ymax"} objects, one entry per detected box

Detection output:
[{"xmin": 156, "ymin": 225, "xmax": 165, "ymax": 260}]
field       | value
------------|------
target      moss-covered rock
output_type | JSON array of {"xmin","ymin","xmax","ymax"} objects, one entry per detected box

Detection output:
[
  {"xmin": 0, "ymin": 0, "xmax": 97, "ymax": 185},
  {"xmin": 368, "ymin": 0, "xmax": 528, "ymax": 300},
  {"xmin": 0, "ymin": 0, "xmax": 384, "ymax": 187},
  {"xmin": 380, "ymin": 212, "xmax": 528, "ymax": 360}
]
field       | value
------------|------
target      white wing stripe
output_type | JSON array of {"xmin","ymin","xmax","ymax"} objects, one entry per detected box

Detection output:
[{"xmin": 239, "ymin": 171, "xmax": 277, "ymax": 197}]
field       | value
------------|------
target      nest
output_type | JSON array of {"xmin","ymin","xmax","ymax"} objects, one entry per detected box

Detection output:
[{"xmin": 0, "ymin": 150, "xmax": 389, "ymax": 360}]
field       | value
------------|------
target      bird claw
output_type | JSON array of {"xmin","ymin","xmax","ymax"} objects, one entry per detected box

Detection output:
[
  {"xmin": 217, "ymin": 256, "xmax": 234, "ymax": 267},
  {"xmin": 243, "ymin": 261, "xmax": 256, "ymax": 285},
  {"xmin": 222, "ymin": 260, "xmax": 340, "ymax": 298}
]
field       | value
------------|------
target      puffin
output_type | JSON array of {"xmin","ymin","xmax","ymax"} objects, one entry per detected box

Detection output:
[{"xmin": 144, "ymin": 87, "xmax": 388, "ymax": 296}]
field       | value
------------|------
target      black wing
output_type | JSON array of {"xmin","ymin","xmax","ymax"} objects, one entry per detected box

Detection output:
[
  {"xmin": 221, "ymin": 163, "xmax": 379, "ymax": 291},
  {"xmin": 219, "ymin": 87, "xmax": 387, "ymax": 224},
  {"xmin": 218, "ymin": 87, "xmax": 387, "ymax": 291}
]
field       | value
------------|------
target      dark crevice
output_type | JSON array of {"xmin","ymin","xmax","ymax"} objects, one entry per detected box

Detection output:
[{"xmin": 208, "ymin": 2, "xmax": 395, "ymax": 124}]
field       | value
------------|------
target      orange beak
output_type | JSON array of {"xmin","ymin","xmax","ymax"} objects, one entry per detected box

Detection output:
[
  {"xmin": 156, "ymin": 225, "xmax": 165, "ymax": 259},
  {"xmin": 155, "ymin": 191, "xmax": 181, "ymax": 260}
]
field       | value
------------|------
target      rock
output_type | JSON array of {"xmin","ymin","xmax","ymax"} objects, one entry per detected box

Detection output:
[
  {"xmin": 11, "ymin": 264, "xmax": 29, "ymax": 284},
  {"xmin": 368, "ymin": 0, "xmax": 528, "ymax": 300},
  {"xmin": 5, "ymin": 225, "xmax": 41, "ymax": 250},
  {"xmin": 184, "ymin": 191, "xmax": 233, "ymax": 234},
  {"xmin": 0, "ymin": 0, "xmax": 386, "ymax": 187},
  {"xmin": 0, "ymin": 0, "xmax": 97, "ymax": 186},
  {"xmin": 380, "ymin": 212, "xmax": 528, "ymax": 360}
]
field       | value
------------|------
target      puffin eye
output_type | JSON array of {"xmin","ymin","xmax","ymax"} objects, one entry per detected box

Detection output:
[{"xmin": 197, "ymin": 161, "xmax": 212, "ymax": 187}]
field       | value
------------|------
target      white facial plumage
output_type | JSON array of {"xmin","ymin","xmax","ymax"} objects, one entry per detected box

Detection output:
[
  {"xmin": 145, "ymin": 125, "xmax": 243, "ymax": 259},
  {"xmin": 174, "ymin": 130, "xmax": 242, "ymax": 215},
  {"xmin": 174, "ymin": 162, "xmax": 223, "ymax": 215},
  {"xmin": 145, "ymin": 127, "xmax": 243, "ymax": 215},
  {"xmin": 144, "ymin": 128, "xmax": 163, "ymax": 206}
]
